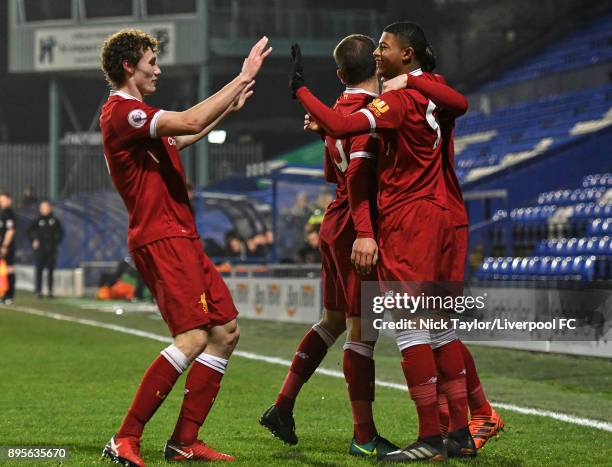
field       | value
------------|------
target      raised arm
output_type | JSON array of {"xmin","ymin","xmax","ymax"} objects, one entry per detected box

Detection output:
[
  {"xmin": 295, "ymin": 87, "xmax": 372, "ymax": 138},
  {"xmin": 175, "ymin": 81, "xmax": 255, "ymax": 151},
  {"xmin": 156, "ymin": 37, "xmax": 271, "ymax": 138},
  {"xmin": 383, "ymin": 73, "xmax": 468, "ymax": 117}
]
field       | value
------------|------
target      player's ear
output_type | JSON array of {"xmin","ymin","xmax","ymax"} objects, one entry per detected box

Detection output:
[
  {"xmin": 122, "ymin": 59, "xmax": 135, "ymax": 77},
  {"xmin": 402, "ymin": 47, "xmax": 415, "ymax": 65},
  {"xmin": 336, "ymin": 69, "xmax": 346, "ymax": 85}
]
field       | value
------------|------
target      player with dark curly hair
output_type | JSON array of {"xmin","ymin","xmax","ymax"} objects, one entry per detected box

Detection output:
[{"xmin": 99, "ymin": 28, "xmax": 271, "ymax": 466}]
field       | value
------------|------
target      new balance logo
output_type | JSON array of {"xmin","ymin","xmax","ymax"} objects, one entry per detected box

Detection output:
[{"xmin": 296, "ymin": 351, "xmax": 309, "ymax": 359}]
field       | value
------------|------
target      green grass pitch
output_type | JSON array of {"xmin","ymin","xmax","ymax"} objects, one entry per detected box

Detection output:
[{"xmin": 1, "ymin": 293, "xmax": 611, "ymax": 466}]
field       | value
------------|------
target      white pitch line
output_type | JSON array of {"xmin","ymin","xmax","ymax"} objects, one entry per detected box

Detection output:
[{"xmin": 7, "ymin": 304, "xmax": 612, "ymax": 433}]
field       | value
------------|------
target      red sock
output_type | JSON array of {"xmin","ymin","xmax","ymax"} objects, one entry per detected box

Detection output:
[
  {"xmin": 458, "ymin": 341, "xmax": 492, "ymax": 416},
  {"xmin": 400, "ymin": 344, "xmax": 440, "ymax": 439},
  {"xmin": 171, "ymin": 359, "xmax": 224, "ymax": 445},
  {"xmin": 437, "ymin": 391, "xmax": 449, "ymax": 436},
  {"xmin": 117, "ymin": 355, "xmax": 181, "ymax": 439},
  {"xmin": 343, "ymin": 346, "xmax": 377, "ymax": 444},
  {"xmin": 276, "ymin": 327, "xmax": 331, "ymax": 414},
  {"xmin": 434, "ymin": 340, "xmax": 468, "ymax": 432}
]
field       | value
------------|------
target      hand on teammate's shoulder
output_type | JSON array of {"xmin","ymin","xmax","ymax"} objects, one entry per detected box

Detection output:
[{"xmin": 382, "ymin": 74, "xmax": 408, "ymax": 93}]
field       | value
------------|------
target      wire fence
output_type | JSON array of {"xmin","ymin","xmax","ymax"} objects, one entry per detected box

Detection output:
[{"xmin": 0, "ymin": 142, "xmax": 264, "ymax": 203}]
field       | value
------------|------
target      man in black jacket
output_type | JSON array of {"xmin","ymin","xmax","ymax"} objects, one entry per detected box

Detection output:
[
  {"xmin": 0, "ymin": 192, "xmax": 17, "ymax": 304},
  {"xmin": 28, "ymin": 201, "xmax": 64, "ymax": 298}
]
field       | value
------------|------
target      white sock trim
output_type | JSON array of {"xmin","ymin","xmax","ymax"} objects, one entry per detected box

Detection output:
[
  {"xmin": 312, "ymin": 322, "xmax": 336, "ymax": 348},
  {"xmin": 395, "ymin": 328, "xmax": 431, "ymax": 352},
  {"xmin": 343, "ymin": 341, "xmax": 374, "ymax": 359},
  {"xmin": 195, "ymin": 353, "xmax": 229, "ymax": 375},
  {"xmin": 160, "ymin": 344, "xmax": 190, "ymax": 373},
  {"xmin": 431, "ymin": 329, "xmax": 457, "ymax": 349}
]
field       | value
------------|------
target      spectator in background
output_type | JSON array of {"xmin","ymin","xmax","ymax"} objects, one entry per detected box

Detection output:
[
  {"xmin": 21, "ymin": 186, "xmax": 38, "ymax": 208},
  {"xmin": 315, "ymin": 186, "xmax": 333, "ymax": 211},
  {"xmin": 224, "ymin": 230, "xmax": 247, "ymax": 260},
  {"xmin": 283, "ymin": 191, "xmax": 311, "ymax": 260},
  {"xmin": 202, "ymin": 237, "xmax": 226, "ymax": 258},
  {"xmin": 246, "ymin": 232, "xmax": 268, "ymax": 258},
  {"xmin": 265, "ymin": 228, "xmax": 274, "ymax": 247},
  {"xmin": 27, "ymin": 200, "xmax": 64, "ymax": 298},
  {"xmin": 0, "ymin": 192, "xmax": 16, "ymax": 304},
  {"xmin": 297, "ymin": 223, "xmax": 321, "ymax": 263}
]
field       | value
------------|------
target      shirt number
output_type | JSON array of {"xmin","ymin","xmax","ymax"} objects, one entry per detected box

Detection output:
[
  {"xmin": 330, "ymin": 139, "xmax": 349, "ymax": 173},
  {"xmin": 426, "ymin": 100, "xmax": 441, "ymax": 149}
]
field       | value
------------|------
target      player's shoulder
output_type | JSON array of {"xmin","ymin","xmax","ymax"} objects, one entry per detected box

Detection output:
[
  {"xmin": 432, "ymin": 73, "xmax": 447, "ymax": 84},
  {"xmin": 337, "ymin": 88, "xmax": 377, "ymax": 113},
  {"xmin": 377, "ymin": 88, "xmax": 419, "ymax": 107},
  {"xmin": 104, "ymin": 91, "xmax": 157, "ymax": 132},
  {"xmin": 386, "ymin": 87, "xmax": 427, "ymax": 107},
  {"xmin": 106, "ymin": 91, "xmax": 153, "ymax": 116}
]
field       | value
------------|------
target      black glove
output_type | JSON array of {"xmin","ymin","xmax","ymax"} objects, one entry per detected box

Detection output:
[{"xmin": 290, "ymin": 43, "xmax": 305, "ymax": 98}]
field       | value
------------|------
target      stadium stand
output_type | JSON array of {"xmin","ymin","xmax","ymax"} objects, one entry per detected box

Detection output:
[
  {"xmin": 477, "ymin": 172, "xmax": 612, "ymax": 281},
  {"xmin": 454, "ymin": 85, "xmax": 612, "ymax": 183},
  {"xmin": 481, "ymin": 15, "xmax": 612, "ymax": 90}
]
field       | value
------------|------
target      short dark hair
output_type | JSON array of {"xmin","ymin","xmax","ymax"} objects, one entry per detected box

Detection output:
[
  {"xmin": 0, "ymin": 191, "xmax": 10, "ymax": 198},
  {"xmin": 383, "ymin": 22, "xmax": 436, "ymax": 72},
  {"xmin": 100, "ymin": 29, "xmax": 158, "ymax": 88},
  {"xmin": 333, "ymin": 34, "xmax": 377, "ymax": 86}
]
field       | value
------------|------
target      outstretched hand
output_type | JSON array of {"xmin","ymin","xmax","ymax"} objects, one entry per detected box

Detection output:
[
  {"xmin": 242, "ymin": 36, "xmax": 272, "ymax": 81},
  {"xmin": 231, "ymin": 80, "xmax": 255, "ymax": 112},
  {"xmin": 290, "ymin": 43, "xmax": 305, "ymax": 98}
]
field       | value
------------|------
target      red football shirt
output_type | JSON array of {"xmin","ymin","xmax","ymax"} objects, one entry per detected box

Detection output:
[
  {"xmin": 358, "ymin": 69, "xmax": 447, "ymax": 217},
  {"xmin": 427, "ymin": 73, "xmax": 469, "ymax": 227},
  {"xmin": 322, "ymin": 88, "xmax": 379, "ymax": 239},
  {"xmin": 99, "ymin": 90, "xmax": 198, "ymax": 251},
  {"xmin": 297, "ymin": 69, "xmax": 449, "ymax": 218}
]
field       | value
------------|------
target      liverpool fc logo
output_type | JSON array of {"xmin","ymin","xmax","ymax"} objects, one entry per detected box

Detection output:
[{"xmin": 200, "ymin": 293, "xmax": 208, "ymax": 313}]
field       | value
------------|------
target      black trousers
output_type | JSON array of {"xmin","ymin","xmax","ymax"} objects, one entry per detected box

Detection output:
[
  {"xmin": 2, "ymin": 246, "xmax": 15, "ymax": 300},
  {"xmin": 35, "ymin": 252, "xmax": 57, "ymax": 295}
]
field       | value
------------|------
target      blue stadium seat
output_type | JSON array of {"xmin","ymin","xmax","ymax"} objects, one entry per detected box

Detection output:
[
  {"xmin": 477, "ymin": 257, "xmax": 495, "ymax": 280},
  {"xmin": 583, "ymin": 173, "xmax": 612, "ymax": 188},
  {"xmin": 588, "ymin": 218, "xmax": 612, "ymax": 236},
  {"xmin": 455, "ymin": 82, "xmax": 612, "ymax": 184},
  {"xmin": 481, "ymin": 15, "xmax": 612, "ymax": 89}
]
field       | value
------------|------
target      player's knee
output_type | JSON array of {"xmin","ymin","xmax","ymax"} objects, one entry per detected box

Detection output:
[
  {"xmin": 212, "ymin": 321, "xmax": 240, "ymax": 354},
  {"xmin": 174, "ymin": 328, "xmax": 208, "ymax": 360},
  {"xmin": 226, "ymin": 325, "xmax": 240, "ymax": 350},
  {"xmin": 320, "ymin": 309, "xmax": 346, "ymax": 338},
  {"xmin": 346, "ymin": 322, "xmax": 362, "ymax": 342}
]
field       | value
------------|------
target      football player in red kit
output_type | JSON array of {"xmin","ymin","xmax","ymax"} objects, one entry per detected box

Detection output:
[
  {"xmin": 289, "ymin": 22, "xmax": 478, "ymax": 461},
  {"xmin": 99, "ymin": 29, "xmax": 271, "ymax": 466},
  {"xmin": 382, "ymin": 72, "xmax": 504, "ymax": 449},
  {"xmin": 260, "ymin": 34, "xmax": 399, "ymax": 459}
]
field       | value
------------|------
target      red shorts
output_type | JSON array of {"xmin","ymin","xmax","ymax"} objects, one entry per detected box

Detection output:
[
  {"xmin": 440, "ymin": 225, "xmax": 468, "ymax": 282},
  {"xmin": 319, "ymin": 218, "xmax": 376, "ymax": 318},
  {"xmin": 132, "ymin": 237, "xmax": 238, "ymax": 336},
  {"xmin": 377, "ymin": 199, "xmax": 449, "ymax": 285}
]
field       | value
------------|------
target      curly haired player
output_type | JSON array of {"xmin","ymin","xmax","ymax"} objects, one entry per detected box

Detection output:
[{"xmin": 99, "ymin": 29, "xmax": 270, "ymax": 466}]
